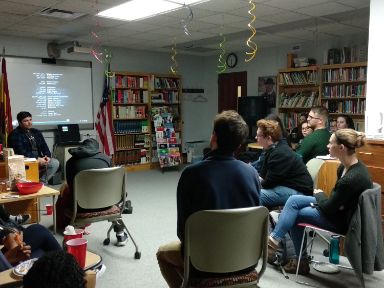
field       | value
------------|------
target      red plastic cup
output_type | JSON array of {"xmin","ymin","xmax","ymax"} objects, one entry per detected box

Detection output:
[
  {"xmin": 45, "ymin": 204, "xmax": 53, "ymax": 215},
  {"xmin": 66, "ymin": 238, "xmax": 88, "ymax": 269},
  {"xmin": 63, "ymin": 229, "xmax": 84, "ymax": 250}
]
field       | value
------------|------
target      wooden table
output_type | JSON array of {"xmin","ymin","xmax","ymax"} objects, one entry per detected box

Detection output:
[
  {"xmin": 0, "ymin": 185, "xmax": 59, "ymax": 233},
  {"xmin": 0, "ymin": 160, "xmax": 40, "ymax": 223},
  {"xmin": 316, "ymin": 159, "xmax": 340, "ymax": 197},
  {"xmin": 247, "ymin": 142, "xmax": 263, "ymax": 150},
  {"xmin": 0, "ymin": 251, "xmax": 101, "ymax": 287}
]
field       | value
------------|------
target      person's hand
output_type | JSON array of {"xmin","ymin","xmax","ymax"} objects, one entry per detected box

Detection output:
[
  {"xmin": 4, "ymin": 244, "xmax": 31, "ymax": 265},
  {"xmin": 38, "ymin": 156, "xmax": 49, "ymax": 166},
  {"xmin": 3, "ymin": 231, "xmax": 23, "ymax": 250},
  {"xmin": 314, "ymin": 189, "xmax": 323, "ymax": 194}
]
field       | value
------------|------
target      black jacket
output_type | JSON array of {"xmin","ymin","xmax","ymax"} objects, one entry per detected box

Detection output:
[{"xmin": 259, "ymin": 141, "xmax": 313, "ymax": 195}]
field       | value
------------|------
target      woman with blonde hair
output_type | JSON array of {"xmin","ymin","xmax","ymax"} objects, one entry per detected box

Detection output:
[{"xmin": 268, "ymin": 129, "xmax": 372, "ymax": 275}]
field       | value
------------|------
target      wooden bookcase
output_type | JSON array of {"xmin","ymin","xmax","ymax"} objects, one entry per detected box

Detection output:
[
  {"xmin": 110, "ymin": 72, "xmax": 152, "ymax": 169},
  {"xmin": 109, "ymin": 72, "xmax": 182, "ymax": 170},
  {"xmin": 320, "ymin": 62, "xmax": 367, "ymax": 131},
  {"xmin": 277, "ymin": 66, "xmax": 320, "ymax": 130}
]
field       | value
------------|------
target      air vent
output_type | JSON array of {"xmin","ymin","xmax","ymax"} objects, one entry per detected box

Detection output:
[{"xmin": 40, "ymin": 8, "xmax": 85, "ymax": 20}]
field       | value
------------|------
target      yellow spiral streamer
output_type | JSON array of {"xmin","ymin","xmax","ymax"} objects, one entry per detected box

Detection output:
[
  {"xmin": 245, "ymin": 0, "xmax": 257, "ymax": 62},
  {"xmin": 217, "ymin": 34, "xmax": 227, "ymax": 73},
  {"xmin": 170, "ymin": 42, "xmax": 178, "ymax": 75}
]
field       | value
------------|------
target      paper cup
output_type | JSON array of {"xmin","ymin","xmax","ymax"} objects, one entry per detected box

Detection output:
[
  {"xmin": 63, "ymin": 229, "xmax": 84, "ymax": 250},
  {"xmin": 45, "ymin": 204, "xmax": 53, "ymax": 215},
  {"xmin": 66, "ymin": 238, "xmax": 88, "ymax": 269}
]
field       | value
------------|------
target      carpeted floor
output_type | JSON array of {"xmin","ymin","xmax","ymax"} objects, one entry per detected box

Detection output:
[{"xmin": 39, "ymin": 168, "xmax": 384, "ymax": 288}]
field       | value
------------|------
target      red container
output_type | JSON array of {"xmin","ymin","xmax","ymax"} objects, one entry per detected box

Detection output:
[
  {"xmin": 45, "ymin": 204, "xmax": 53, "ymax": 215},
  {"xmin": 63, "ymin": 229, "xmax": 84, "ymax": 250},
  {"xmin": 16, "ymin": 182, "xmax": 43, "ymax": 195},
  {"xmin": 66, "ymin": 238, "xmax": 88, "ymax": 269}
]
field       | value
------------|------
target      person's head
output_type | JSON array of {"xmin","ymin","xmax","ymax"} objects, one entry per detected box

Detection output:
[
  {"xmin": 299, "ymin": 112, "xmax": 308, "ymax": 123},
  {"xmin": 265, "ymin": 113, "xmax": 288, "ymax": 139},
  {"xmin": 337, "ymin": 115, "xmax": 355, "ymax": 130},
  {"xmin": 23, "ymin": 250, "xmax": 86, "ymax": 288},
  {"xmin": 301, "ymin": 121, "xmax": 313, "ymax": 137},
  {"xmin": 17, "ymin": 111, "xmax": 33, "ymax": 130},
  {"xmin": 264, "ymin": 78, "xmax": 275, "ymax": 93},
  {"xmin": 211, "ymin": 110, "xmax": 248, "ymax": 152},
  {"xmin": 329, "ymin": 119, "xmax": 337, "ymax": 133},
  {"xmin": 327, "ymin": 129, "xmax": 365, "ymax": 158},
  {"xmin": 256, "ymin": 119, "xmax": 282, "ymax": 149},
  {"xmin": 307, "ymin": 106, "xmax": 328, "ymax": 130}
]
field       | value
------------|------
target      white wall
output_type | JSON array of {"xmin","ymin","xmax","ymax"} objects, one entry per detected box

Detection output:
[{"xmin": 0, "ymin": 31, "xmax": 369, "ymax": 153}]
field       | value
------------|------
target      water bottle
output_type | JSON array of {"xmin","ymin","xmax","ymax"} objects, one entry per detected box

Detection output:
[{"xmin": 329, "ymin": 235, "xmax": 340, "ymax": 264}]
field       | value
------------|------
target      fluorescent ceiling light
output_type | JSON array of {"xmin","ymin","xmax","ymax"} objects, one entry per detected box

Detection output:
[{"xmin": 97, "ymin": 0, "xmax": 208, "ymax": 21}]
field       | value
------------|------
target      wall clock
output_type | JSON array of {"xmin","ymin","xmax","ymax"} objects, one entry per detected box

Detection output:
[{"xmin": 226, "ymin": 52, "xmax": 238, "ymax": 68}]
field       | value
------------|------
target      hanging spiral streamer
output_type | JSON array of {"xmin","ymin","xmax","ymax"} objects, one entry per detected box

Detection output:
[
  {"xmin": 217, "ymin": 33, "xmax": 227, "ymax": 73},
  {"xmin": 180, "ymin": 4, "xmax": 193, "ymax": 36},
  {"xmin": 170, "ymin": 41, "xmax": 178, "ymax": 75},
  {"xmin": 245, "ymin": 0, "xmax": 257, "ymax": 62}
]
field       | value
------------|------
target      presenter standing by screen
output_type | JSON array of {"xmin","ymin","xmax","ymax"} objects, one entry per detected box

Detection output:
[{"xmin": 9, "ymin": 111, "xmax": 60, "ymax": 183}]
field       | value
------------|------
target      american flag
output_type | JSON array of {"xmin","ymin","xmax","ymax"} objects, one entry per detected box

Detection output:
[
  {"xmin": 96, "ymin": 76, "xmax": 115, "ymax": 156},
  {"xmin": 1, "ymin": 57, "xmax": 13, "ymax": 146}
]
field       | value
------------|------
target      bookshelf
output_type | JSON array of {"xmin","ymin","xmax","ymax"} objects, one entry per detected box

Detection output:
[
  {"xmin": 109, "ymin": 72, "xmax": 183, "ymax": 170},
  {"xmin": 320, "ymin": 62, "xmax": 367, "ymax": 131},
  {"xmin": 150, "ymin": 75, "xmax": 182, "ymax": 166},
  {"xmin": 277, "ymin": 66, "xmax": 320, "ymax": 130},
  {"xmin": 110, "ymin": 72, "xmax": 152, "ymax": 168}
]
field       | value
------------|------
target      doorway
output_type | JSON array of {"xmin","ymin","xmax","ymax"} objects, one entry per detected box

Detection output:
[{"xmin": 218, "ymin": 71, "xmax": 247, "ymax": 112}]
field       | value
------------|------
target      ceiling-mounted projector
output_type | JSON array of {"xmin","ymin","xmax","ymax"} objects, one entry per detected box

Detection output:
[{"xmin": 67, "ymin": 45, "xmax": 91, "ymax": 54}]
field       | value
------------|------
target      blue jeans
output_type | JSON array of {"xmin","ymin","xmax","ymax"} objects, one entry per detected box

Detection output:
[
  {"xmin": 40, "ymin": 158, "xmax": 60, "ymax": 183},
  {"xmin": 260, "ymin": 186, "xmax": 301, "ymax": 207},
  {"xmin": 270, "ymin": 195, "xmax": 339, "ymax": 258}
]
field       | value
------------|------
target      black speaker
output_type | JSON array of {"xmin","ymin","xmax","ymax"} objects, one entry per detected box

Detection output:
[
  {"xmin": 238, "ymin": 96, "xmax": 268, "ymax": 139},
  {"xmin": 55, "ymin": 124, "xmax": 80, "ymax": 144}
]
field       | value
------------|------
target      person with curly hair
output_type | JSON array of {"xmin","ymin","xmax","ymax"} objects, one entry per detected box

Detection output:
[{"xmin": 23, "ymin": 250, "xmax": 86, "ymax": 288}]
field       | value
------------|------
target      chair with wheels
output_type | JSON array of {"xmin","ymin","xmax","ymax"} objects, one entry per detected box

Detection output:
[
  {"xmin": 305, "ymin": 158, "xmax": 325, "ymax": 189},
  {"xmin": 295, "ymin": 183, "xmax": 384, "ymax": 287},
  {"xmin": 181, "ymin": 206, "xmax": 269, "ymax": 288},
  {"xmin": 65, "ymin": 166, "xmax": 141, "ymax": 259}
]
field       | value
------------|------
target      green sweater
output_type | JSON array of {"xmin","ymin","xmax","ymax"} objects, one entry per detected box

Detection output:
[
  {"xmin": 315, "ymin": 161, "xmax": 372, "ymax": 233},
  {"xmin": 296, "ymin": 128, "xmax": 331, "ymax": 163}
]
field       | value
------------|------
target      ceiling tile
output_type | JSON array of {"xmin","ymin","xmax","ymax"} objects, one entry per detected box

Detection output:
[
  {"xmin": 266, "ymin": 0, "xmax": 333, "ymax": 10},
  {"xmin": 297, "ymin": 2, "xmax": 354, "ymax": 17}
]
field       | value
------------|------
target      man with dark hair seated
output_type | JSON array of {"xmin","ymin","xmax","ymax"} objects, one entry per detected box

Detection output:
[
  {"xmin": 10, "ymin": 111, "xmax": 60, "ymax": 183},
  {"xmin": 23, "ymin": 250, "xmax": 86, "ymax": 288}
]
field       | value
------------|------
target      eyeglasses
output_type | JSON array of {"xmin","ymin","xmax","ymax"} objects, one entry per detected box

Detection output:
[{"xmin": 308, "ymin": 114, "xmax": 321, "ymax": 120}]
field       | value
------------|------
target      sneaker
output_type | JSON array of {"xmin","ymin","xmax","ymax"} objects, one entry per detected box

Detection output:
[
  {"xmin": 95, "ymin": 264, "xmax": 106, "ymax": 279},
  {"xmin": 116, "ymin": 232, "xmax": 128, "ymax": 246},
  {"xmin": 283, "ymin": 258, "xmax": 310, "ymax": 275},
  {"xmin": 267, "ymin": 246, "xmax": 277, "ymax": 264},
  {"xmin": 15, "ymin": 214, "xmax": 31, "ymax": 225},
  {"xmin": 268, "ymin": 236, "xmax": 279, "ymax": 251}
]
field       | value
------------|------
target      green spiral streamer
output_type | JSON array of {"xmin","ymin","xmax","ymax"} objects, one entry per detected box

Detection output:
[{"xmin": 217, "ymin": 34, "xmax": 227, "ymax": 73}]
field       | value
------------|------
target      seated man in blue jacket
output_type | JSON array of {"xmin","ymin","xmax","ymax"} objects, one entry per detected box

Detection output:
[
  {"xmin": 157, "ymin": 110, "xmax": 261, "ymax": 288},
  {"xmin": 10, "ymin": 111, "xmax": 60, "ymax": 183}
]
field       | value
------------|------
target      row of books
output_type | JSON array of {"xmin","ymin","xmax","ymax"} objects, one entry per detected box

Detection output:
[
  {"xmin": 279, "ymin": 71, "xmax": 318, "ymax": 85},
  {"xmin": 151, "ymin": 106, "xmax": 180, "ymax": 118},
  {"xmin": 279, "ymin": 92, "xmax": 318, "ymax": 108},
  {"xmin": 153, "ymin": 77, "xmax": 180, "ymax": 89},
  {"xmin": 322, "ymin": 67, "xmax": 367, "ymax": 82},
  {"xmin": 113, "ymin": 105, "xmax": 147, "ymax": 119},
  {"xmin": 113, "ymin": 120, "xmax": 149, "ymax": 134},
  {"xmin": 113, "ymin": 149, "xmax": 150, "ymax": 165},
  {"xmin": 280, "ymin": 112, "xmax": 303, "ymax": 130},
  {"xmin": 322, "ymin": 84, "xmax": 366, "ymax": 98},
  {"xmin": 323, "ymin": 99, "xmax": 366, "ymax": 114},
  {"xmin": 115, "ymin": 134, "xmax": 151, "ymax": 150},
  {"xmin": 112, "ymin": 89, "xmax": 149, "ymax": 104},
  {"xmin": 111, "ymin": 75, "xmax": 149, "ymax": 89},
  {"xmin": 151, "ymin": 90, "xmax": 179, "ymax": 104}
]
